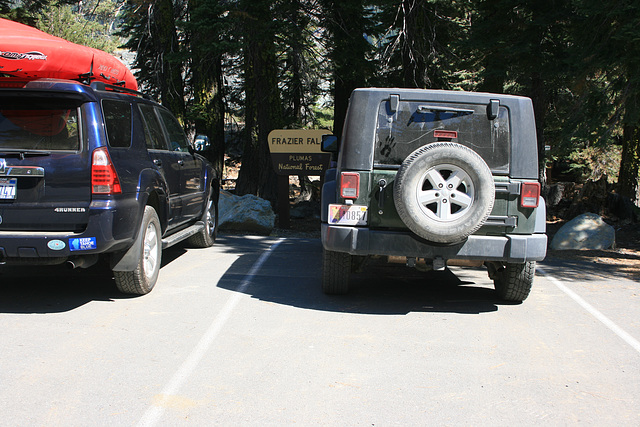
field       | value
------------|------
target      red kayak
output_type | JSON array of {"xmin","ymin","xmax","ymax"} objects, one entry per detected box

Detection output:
[{"xmin": 0, "ymin": 17, "xmax": 138, "ymax": 90}]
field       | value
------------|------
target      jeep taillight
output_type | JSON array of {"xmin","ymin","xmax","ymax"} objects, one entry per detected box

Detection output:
[
  {"xmin": 520, "ymin": 182, "xmax": 540, "ymax": 208},
  {"xmin": 340, "ymin": 172, "xmax": 360, "ymax": 199},
  {"xmin": 92, "ymin": 147, "xmax": 122, "ymax": 194}
]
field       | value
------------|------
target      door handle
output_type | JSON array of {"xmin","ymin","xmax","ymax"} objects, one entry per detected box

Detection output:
[
  {"xmin": 153, "ymin": 159, "xmax": 162, "ymax": 166},
  {"xmin": 178, "ymin": 160, "xmax": 184, "ymax": 166}
]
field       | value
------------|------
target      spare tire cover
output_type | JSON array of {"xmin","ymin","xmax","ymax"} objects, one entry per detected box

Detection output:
[{"xmin": 393, "ymin": 142, "xmax": 495, "ymax": 243}]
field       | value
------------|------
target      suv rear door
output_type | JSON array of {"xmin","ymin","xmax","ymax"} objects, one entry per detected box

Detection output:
[{"xmin": 0, "ymin": 91, "xmax": 91, "ymax": 232}]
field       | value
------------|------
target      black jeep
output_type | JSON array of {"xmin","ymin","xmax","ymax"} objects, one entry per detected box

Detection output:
[
  {"xmin": 0, "ymin": 79, "xmax": 219, "ymax": 294},
  {"xmin": 321, "ymin": 88, "xmax": 547, "ymax": 302}
]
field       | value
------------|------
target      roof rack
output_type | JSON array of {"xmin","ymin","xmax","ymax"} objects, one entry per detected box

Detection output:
[{"xmin": 89, "ymin": 81, "xmax": 152, "ymax": 100}]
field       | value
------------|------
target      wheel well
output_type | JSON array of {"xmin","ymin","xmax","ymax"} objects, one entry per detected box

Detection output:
[{"xmin": 145, "ymin": 191, "xmax": 165, "ymax": 232}]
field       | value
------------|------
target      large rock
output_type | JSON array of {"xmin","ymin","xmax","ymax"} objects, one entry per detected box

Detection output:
[
  {"xmin": 550, "ymin": 212, "xmax": 615, "ymax": 250},
  {"xmin": 218, "ymin": 190, "xmax": 275, "ymax": 235}
]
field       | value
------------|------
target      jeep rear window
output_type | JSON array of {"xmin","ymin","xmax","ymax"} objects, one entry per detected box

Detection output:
[
  {"xmin": 374, "ymin": 100, "xmax": 510, "ymax": 173},
  {"xmin": 0, "ymin": 96, "xmax": 81, "ymax": 151},
  {"xmin": 102, "ymin": 99, "xmax": 132, "ymax": 148}
]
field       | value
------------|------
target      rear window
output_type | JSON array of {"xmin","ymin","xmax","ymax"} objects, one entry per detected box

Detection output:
[
  {"xmin": 0, "ymin": 96, "xmax": 81, "ymax": 151},
  {"xmin": 102, "ymin": 99, "xmax": 132, "ymax": 148},
  {"xmin": 375, "ymin": 100, "xmax": 510, "ymax": 173}
]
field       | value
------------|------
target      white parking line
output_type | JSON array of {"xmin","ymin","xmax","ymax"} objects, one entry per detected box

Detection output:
[
  {"xmin": 538, "ymin": 266, "xmax": 640, "ymax": 355},
  {"xmin": 137, "ymin": 238, "xmax": 285, "ymax": 427}
]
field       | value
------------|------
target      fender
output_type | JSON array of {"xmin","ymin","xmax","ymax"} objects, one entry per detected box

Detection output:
[
  {"xmin": 321, "ymin": 168, "xmax": 337, "ymax": 223},
  {"xmin": 110, "ymin": 168, "xmax": 168, "ymax": 271}
]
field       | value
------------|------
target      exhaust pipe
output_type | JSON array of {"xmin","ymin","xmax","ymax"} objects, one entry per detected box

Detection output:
[{"xmin": 67, "ymin": 255, "xmax": 99, "ymax": 270}]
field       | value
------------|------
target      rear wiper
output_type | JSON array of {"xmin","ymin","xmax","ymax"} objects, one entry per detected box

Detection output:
[
  {"xmin": 0, "ymin": 150, "xmax": 52, "ymax": 159},
  {"xmin": 417, "ymin": 105, "xmax": 475, "ymax": 115}
]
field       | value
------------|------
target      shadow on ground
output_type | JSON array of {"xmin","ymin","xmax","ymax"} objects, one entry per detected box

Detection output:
[
  {"xmin": 215, "ymin": 234, "xmax": 506, "ymax": 315},
  {"xmin": 0, "ymin": 244, "xmax": 189, "ymax": 314}
]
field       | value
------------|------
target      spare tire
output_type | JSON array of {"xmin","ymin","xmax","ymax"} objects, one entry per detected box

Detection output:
[{"xmin": 393, "ymin": 142, "xmax": 495, "ymax": 243}]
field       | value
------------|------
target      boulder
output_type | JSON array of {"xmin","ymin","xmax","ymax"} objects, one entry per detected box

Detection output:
[
  {"xmin": 218, "ymin": 190, "xmax": 275, "ymax": 235},
  {"xmin": 290, "ymin": 200, "xmax": 321, "ymax": 219},
  {"xmin": 550, "ymin": 212, "xmax": 615, "ymax": 250}
]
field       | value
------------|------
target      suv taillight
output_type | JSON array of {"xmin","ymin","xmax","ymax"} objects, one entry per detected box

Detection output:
[
  {"xmin": 340, "ymin": 172, "xmax": 360, "ymax": 199},
  {"xmin": 520, "ymin": 182, "xmax": 540, "ymax": 208},
  {"xmin": 92, "ymin": 147, "xmax": 122, "ymax": 194}
]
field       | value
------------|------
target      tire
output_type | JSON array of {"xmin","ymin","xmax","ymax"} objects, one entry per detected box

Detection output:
[
  {"xmin": 113, "ymin": 206, "xmax": 162, "ymax": 295},
  {"xmin": 490, "ymin": 261, "xmax": 535, "ymax": 302},
  {"xmin": 322, "ymin": 248, "xmax": 351, "ymax": 295},
  {"xmin": 393, "ymin": 142, "xmax": 495, "ymax": 244},
  {"xmin": 187, "ymin": 186, "xmax": 218, "ymax": 248}
]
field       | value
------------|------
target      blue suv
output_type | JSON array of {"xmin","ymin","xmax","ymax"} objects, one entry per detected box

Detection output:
[{"xmin": 0, "ymin": 79, "xmax": 219, "ymax": 294}]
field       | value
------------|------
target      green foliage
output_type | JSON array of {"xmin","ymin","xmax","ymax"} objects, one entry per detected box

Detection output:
[
  {"xmin": 311, "ymin": 106, "xmax": 334, "ymax": 130},
  {"xmin": 375, "ymin": 0, "xmax": 471, "ymax": 89},
  {"xmin": 37, "ymin": 1, "xmax": 121, "ymax": 52},
  {"xmin": 567, "ymin": 145, "xmax": 622, "ymax": 183}
]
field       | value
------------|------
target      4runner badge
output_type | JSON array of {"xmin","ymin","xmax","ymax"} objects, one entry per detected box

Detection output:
[{"xmin": 54, "ymin": 207, "xmax": 86, "ymax": 213}]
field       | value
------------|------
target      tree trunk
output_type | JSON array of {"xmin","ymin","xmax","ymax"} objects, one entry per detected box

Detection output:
[
  {"xmin": 399, "ymin": 0, "xmax": 431, "ymax": 88},
  {"xmin": 324, "ymin": 0, "xmax": 369, "ymax": 138},
  {"xmin": 235, "ymin": 0, "xmax": 283, "ymax": 206},
  {"xmin": 151, "ymin": 0, "xmax": 185, "ymax": 120},
  {"xmin": 618, "ymin": 125, "xmax": 640, "ymax": 206},
  {"xmin": 529, "ymin": 72, "xmax": 548, "ymax": 186},
  {"xmin": 191, "ymin": 53, "xmax": 225, "ymax": 177}
]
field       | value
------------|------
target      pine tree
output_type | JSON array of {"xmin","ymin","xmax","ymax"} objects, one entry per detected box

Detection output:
[
  {"xmin": 119, "ymin": 0, "xmax": 185, "ymax": 119},
  {"xmin": 234, "ymin": 0, "xmax": 283, "ymax": 205},
  {"xmin": 572, "ymin": 0, "xmax": 640, "ymax": 204}
]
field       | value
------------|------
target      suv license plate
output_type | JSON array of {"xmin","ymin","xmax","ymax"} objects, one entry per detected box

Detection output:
[
  {"xmin": 328, "ymin": 204, "xmax": 368, "ymax": 226},
  {"xmin": 0, "ymin": 178, "xmax": 17, "ymax": 200}
]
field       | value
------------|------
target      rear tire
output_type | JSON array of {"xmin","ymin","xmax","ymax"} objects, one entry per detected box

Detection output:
[
  {"xmin": 322, "ymin": 248, "xmax": 351, "ymax": 295},
  {"xmin": 490, "ymin": 261, "xmax": 535, "ymax": 302},
  {"xmin": 187, "ymin": 186, "xmax": 218, "ymax": 248},
  {"xmin": 114, "ymin": 206, "xmax": 162, "ymax": 295}
]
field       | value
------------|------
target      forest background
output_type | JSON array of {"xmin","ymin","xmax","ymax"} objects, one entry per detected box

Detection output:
[{"xmin": 2, "ymin": 0, "xmax": 639, "ymax": 214}]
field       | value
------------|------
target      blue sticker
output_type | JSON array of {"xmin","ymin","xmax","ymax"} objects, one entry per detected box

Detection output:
[
  {"xmin": 47, "ymin": 239, "xmax": 66, "ymax": 251},
  {"xmin": 69, "ymin": 237, "xmax": 97, "ymax": 251}
]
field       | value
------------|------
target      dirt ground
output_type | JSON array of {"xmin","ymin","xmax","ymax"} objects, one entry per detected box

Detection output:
[{"xmin": 545, "ymin": 220, "xmax": 640, "ymax": 281}]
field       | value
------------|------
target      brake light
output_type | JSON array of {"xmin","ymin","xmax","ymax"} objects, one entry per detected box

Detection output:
[
  {"xmin": 340, "ymin": 172, "xmax": 360, "ymax": 199},
  {"xmin": 92, "ymin": 147, "xmax": 122, "ymax": 194},
  {"xmin": 520, "ymin": 182, "xmax": 540, "ymax": 208},
  {"xmin": 434, "ymin": 130, "xmax": 458, "ymax": 140}
]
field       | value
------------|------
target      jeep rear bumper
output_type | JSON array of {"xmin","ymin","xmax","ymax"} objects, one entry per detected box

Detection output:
[{"xmin": 322, "ymin": 224, "xmax": 547, "ymax": 262}]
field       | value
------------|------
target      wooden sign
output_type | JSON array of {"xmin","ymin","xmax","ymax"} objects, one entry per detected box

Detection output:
[{"xmin": 268, "ymin": 129, "xmax": 332, "ymax": 176}]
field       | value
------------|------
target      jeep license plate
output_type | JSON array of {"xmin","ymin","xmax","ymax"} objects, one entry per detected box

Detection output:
[
  {"xmin": 328, "ymin": 204, "xmax": 368, "ymax": 226},
  {"xmin": 0, "ymin": 178, "xmax": 17, "ymax": 200}
]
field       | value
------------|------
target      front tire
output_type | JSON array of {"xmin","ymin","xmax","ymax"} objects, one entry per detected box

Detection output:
[
  {"xmin": 114, "ymin": 206, "xmax": 162, "ymax": 295},
  {"xmin": 489, "ymin": 261, "xmax": 535, "ymax": 302},
  {"xmin": 322, "ymin": 248, "xmax": 351, "ymax": 295}
]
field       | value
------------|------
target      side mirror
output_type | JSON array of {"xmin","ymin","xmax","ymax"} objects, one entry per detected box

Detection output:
[
  {"xmin": 191, "ymin": 134, "xmax": 210, "ymax": 152},
  {"xmin": 321, "ymin": 134, "xmax": 338, "ymax": 153}
]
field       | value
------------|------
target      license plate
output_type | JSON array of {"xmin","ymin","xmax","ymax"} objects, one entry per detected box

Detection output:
[
  {"xmin": 328, "ymin": 204, "xmax": 368, "ymax": 226},
  {"xmin": 0, "ymin": 178, "xmax": 16, "ymax": 200}
]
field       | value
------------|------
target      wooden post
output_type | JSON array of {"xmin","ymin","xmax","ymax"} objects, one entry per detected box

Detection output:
[{"xmin": 278, "ymin": 174, "xmax": 290, "ymax": 229}]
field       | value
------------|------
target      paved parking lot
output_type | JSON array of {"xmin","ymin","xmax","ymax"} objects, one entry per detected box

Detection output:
[{"xmin": 0, "ymin": 235, "xmax": 638, "ymax": 425}]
